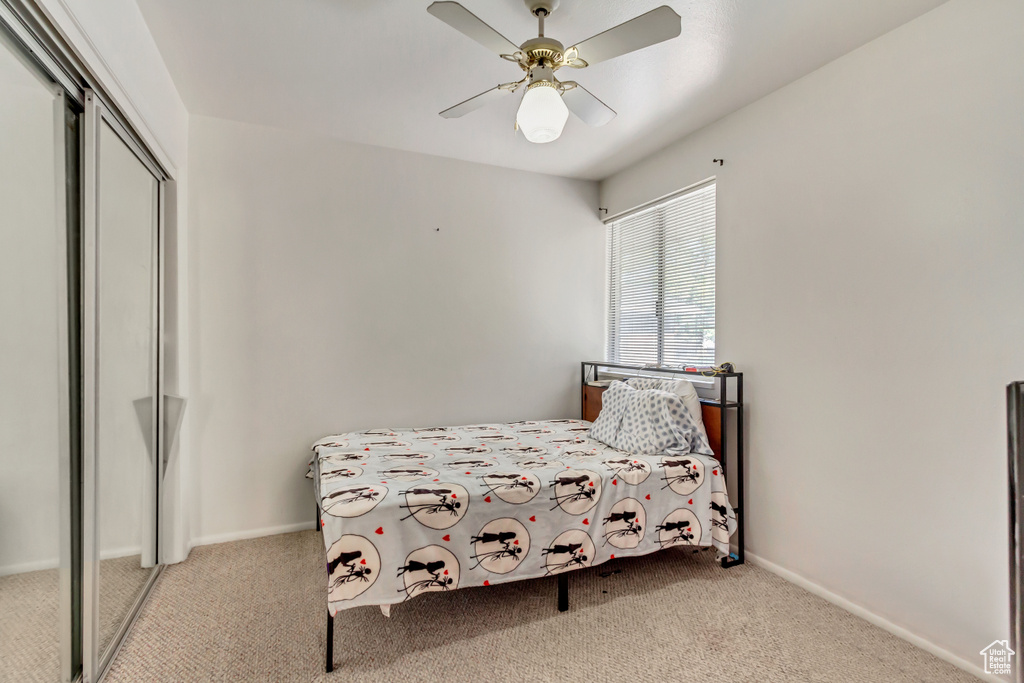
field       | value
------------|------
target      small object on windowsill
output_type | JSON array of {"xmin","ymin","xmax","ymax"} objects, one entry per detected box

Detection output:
[
  {"xmin": 587, "ymin": 380, "xmax": 612, "ymax": 387},
  {"xmin": 688, "ymin": 362, "xmax": 737, "ymax": 376}
]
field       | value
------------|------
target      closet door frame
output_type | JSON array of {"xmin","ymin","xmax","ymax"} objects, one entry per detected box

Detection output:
[
  {"xmin": 81, "ymin": 90, "xmax": 167, "ymax": 683},
  {"xmin": 53, "ymin": 86, "xmax": 74, "ymax": 683}
]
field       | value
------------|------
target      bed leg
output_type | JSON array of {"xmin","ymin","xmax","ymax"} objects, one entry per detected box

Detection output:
[
  {"xmin": 326, "ymin": 610, "xmax": 334, "ymax": 673},
  {"xmin": 557, "ymin": 573, "xmax": 569, "ymax": 612},
  {"xmin": 720, "ymin": 506, "xmax": 745, "ymax": 568},
  {"xmin": 721, "ymin": 554, "xmax": 744, "ymax": 568}
]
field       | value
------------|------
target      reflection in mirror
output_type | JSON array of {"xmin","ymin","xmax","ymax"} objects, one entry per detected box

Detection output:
[
  {"xmin": 95, "ymin": 121, "xmax": 159, "ymax": 658},
  {"xmin": 0, "ymin": 28, "xmax": 67, "ymax": 683}
]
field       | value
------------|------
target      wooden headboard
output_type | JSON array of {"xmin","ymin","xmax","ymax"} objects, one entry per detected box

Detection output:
[{"xmin": 582, "ymin": 383, "xmax": 723, "ymax": 460}]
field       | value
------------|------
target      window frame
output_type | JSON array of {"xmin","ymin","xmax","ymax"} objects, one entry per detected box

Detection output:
[{"xmin": 604, "ymin": 178, "xmax": 716, "ymax": 369}]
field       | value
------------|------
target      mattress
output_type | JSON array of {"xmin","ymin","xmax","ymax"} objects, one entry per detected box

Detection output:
[{"xmin": 310, "ymin": 419, "xmax": 736, "ymax": 615}]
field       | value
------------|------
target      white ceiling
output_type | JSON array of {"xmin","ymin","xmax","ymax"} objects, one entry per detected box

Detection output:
[{"xmin": 136, "ymin": 0, "xmax": 946, "ymax": 180}]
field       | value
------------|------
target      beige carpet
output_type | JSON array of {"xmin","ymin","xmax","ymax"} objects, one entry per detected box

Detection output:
[
  {"xmin": 101, "ymin": 531, "xmax": 977, "ymax": 682},
  {"xmin": 0, "ymin": 555, "xmax": 153, "ymax": 683},
  {"xmin": 0, "ymin": 566, "xmax": 60, "ymax": 682},
  {"xmin": 97, "ymin": 555, "xmax": 155, "ymax": 655}
]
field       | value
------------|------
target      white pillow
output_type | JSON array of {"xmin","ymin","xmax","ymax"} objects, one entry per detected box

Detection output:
[{"xmin": 625, "ymin": 377, "xmax": 708, "ymax": 443}]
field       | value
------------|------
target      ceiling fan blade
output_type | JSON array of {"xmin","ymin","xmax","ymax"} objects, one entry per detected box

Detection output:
[
  {"xmin": 427, "ymin": 2, "xmax": 520, "ymax": 58},
  {"xmin": 439, "ymin": 85, "xmax": 510, "ymax": 119},
  {"xmin": 570, "ymin": 5, "xmax": 681, "ymax": 67},
  {"xmin": 561, "ymin": 83, "xmax": 616, "ymax": 127}
]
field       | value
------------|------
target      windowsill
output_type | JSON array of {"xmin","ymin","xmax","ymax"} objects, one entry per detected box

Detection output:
[{"xmin": 598, "ymin": 369, "xmax": 716, "ymax": 387}]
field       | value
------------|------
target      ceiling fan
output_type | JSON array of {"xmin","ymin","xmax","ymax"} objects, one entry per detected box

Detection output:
[{"xmin": 427, "ymin": 1, "xmax": 682, "ymax": 143}]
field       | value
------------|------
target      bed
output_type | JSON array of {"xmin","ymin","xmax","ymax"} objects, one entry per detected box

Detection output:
[{"xmin": 311, "ymin": 364, "xmax": 743, "ymax": 672}]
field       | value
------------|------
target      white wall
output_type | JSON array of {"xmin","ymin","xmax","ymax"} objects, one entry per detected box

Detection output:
[
  {"xmin": 187, "ymin": 115, "xmax": 605, "ymax": 543},
  {"xmin": 601, "ymin": 0, "xmax": 1024, "ymax": 671},
  {"xmin": 0, "ymin": 69, "xmax": 61, "ymax": 575},
  {"xmin": 95, "ymin": 121, "xmax": 161, "ymax": 564}
]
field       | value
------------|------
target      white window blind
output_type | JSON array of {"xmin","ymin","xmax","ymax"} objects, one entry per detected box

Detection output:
[{"xmin": 606, "ymin": 182, "xmax": 716, "ymax": 367}]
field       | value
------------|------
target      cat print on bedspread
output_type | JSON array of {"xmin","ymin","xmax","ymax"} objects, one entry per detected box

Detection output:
[{"xmin": 311, "ymin": 419, "xmax": 736, "ymax": 614}]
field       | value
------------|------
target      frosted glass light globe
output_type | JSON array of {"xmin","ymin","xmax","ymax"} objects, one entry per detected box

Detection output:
[{"xmin": 516, "ymin": 84, "xmax": 569, "ymax": 144}]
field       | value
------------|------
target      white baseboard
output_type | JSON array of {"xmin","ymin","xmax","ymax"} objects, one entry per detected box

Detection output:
[
  {"xmin": 100, "ymin": 545, "xmax": 142, "ymax": 561},
  {"xmin": 0, "ymin": 557, "xmax": 59, "ymax": 576},
  {"xmin": 747, "ymin": 552, "xmax": 998, "ymax": 682},
  {"xmin": 2, "ymin": 547, "xmax": 148, "ymax": 577},
  {"xmin": 190, "ymin": 520, "xmax": 316, "ymax": 550}
]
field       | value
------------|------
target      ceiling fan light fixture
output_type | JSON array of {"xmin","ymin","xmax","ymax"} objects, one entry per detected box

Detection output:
[{"xmin": 516, "ymin": 80, "xmax": 568, "ymax": 144}]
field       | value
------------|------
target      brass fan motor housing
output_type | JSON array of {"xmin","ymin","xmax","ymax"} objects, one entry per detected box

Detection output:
[{"xmin": 518, "ymin": 37, "xmax": 565, "ymax": 70}]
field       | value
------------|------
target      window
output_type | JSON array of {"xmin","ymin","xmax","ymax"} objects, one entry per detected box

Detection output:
[{"xmin": 606, "ymin": 181, "xmax": 716, "ymax": 367}]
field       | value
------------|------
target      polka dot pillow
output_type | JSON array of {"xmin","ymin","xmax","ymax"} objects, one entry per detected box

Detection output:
[
  {"xmin": 588, "ymin": 380, "xmax": 712, "ymax": 456},
  {"xmin": 587, "ymin": 380, "xmax": 630, "ymax": 446}
]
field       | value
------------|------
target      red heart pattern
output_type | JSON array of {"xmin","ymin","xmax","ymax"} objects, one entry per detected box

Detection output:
[
  {"xmin": 375, "ymin": 527, "xmax": 383, "ymax": 535},
  {"xmin": 442, "ymin": 534, "xmax": 450, "ymax": 542}
]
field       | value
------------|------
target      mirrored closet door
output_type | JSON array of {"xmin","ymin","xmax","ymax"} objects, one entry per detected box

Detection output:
[{"xmin": 86, "ymin": 114, "xmax": 161, "ymax": 669}]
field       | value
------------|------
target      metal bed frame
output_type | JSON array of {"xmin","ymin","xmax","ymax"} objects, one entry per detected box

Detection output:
[{"xmin": 319, "ymin": 361, "xmax": 745, "ymax": 672}]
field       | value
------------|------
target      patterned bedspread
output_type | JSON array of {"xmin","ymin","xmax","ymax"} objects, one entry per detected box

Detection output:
[{"xmin": 310, "ymin": 419, "xmax": 736, "ymax": 614}]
